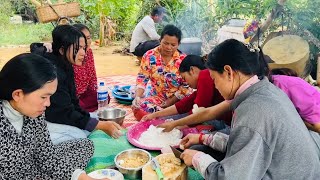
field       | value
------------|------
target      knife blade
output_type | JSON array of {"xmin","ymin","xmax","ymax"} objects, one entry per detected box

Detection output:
[
  {"xmin": 170, "ymin": 145, "xmax": 182, "ymax": 160},
  {"xmin": 151, "ymin": 159, "xmax": 164, "ymax": 180},
  {"xmin": 170, "ymin": 145, "xmax": 196, "ymax": 170}
]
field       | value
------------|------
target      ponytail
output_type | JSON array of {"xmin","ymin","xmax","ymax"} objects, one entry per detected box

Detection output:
[{"xmin": 257, "ymin": 47, "xmax": 270, "ymax": 80}]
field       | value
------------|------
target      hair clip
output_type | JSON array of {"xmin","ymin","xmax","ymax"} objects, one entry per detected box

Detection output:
[{"xmin": 245, "ymin": 43, "xmax": 259, "ymax": 52}]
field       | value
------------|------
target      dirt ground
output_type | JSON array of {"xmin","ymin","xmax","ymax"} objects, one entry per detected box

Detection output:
[{"xmin": 0, "ymin": 45, "xmax": 139, "ymax": 77}]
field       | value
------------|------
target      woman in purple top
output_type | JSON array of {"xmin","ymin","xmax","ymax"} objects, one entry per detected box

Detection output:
[{"xmin": 269, "ymin": 68, "xmax": 320, "ymax": 133}]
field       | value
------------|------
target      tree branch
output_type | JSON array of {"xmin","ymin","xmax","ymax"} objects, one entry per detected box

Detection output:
[{"xmin": 250, "ymin": 0, "xmax": 287, "ymax": 43}]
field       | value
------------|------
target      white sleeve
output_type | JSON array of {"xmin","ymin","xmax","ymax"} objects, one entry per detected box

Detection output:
[{"xmin": 141, "ymin": 19, "xmax": 160, "ymax": 40}]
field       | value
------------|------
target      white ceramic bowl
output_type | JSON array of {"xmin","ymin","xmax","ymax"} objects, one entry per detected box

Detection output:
[{"xmin": 88, "ymin": 169, "xmax": 124, "ymax": 180}]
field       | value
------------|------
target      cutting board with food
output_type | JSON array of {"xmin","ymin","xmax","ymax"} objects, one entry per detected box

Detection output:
[{"xmin": 142, "ymin": 153, "xmax": 187, "ymax": 180}]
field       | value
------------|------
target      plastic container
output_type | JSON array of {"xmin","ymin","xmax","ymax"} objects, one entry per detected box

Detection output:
[{"xmin": 97, "ymin": 82, "xmax": 109, "ymax": 111}]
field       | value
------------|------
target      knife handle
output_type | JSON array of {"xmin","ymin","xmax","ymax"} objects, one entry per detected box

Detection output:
[{"xmin": 155, "ymin": 168, "xmax": 164, "ymax": 180}]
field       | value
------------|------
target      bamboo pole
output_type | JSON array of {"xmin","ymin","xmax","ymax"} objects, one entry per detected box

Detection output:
[{"xmin": 29, "ymin": 0, "xmax": 41, "ymax": 7}]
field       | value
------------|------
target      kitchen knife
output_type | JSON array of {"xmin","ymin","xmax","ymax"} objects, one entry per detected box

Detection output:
[
  {"xmin": 151, "ymin": 158, "xmax": 164, "ymax": 180},
  {"xmin": 170, "ymin": 145, "xmax": 196, "ymax": 170},
  {"xmin": 170, "ymin": 145, "xmax": 182, "ymax": 160}
]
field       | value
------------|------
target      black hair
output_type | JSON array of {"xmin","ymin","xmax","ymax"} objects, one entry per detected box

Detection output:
[
  {"xmin": 179, "ymin": 55, "xmax": 206, "ymax": 72},
  {"xmin": 0, "ymin": 53, "xmax": 57, "ymax": 100},
  {"xmin": 73, "ymin": 23, "xmax": 90, "ymax": 33},
  {"xmin": 151, "ymin": 6, "xmax": 166, "ymax": 16},
  {"xmin": 270, "ymin": 68, "xmax": 298, "ymax": 77},
  {"xmin": 160, "ymin": 24, "xmax": 182, "ymax": 43},
  {"xmin": 268, "ymin": 67, "xmax": 298, "ymax": 83},
  {"xmin": 51, "ymin": 25, "xmax": 86, "ymax": 65},
  {"xmin": 206, "ymin": 39, "xmax": 269, "ymax": 79}
]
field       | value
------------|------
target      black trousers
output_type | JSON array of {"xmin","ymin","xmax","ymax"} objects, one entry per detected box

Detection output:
[{"xmin": 133, "ymin": 40, "xmax": 160, "ymax": 57}]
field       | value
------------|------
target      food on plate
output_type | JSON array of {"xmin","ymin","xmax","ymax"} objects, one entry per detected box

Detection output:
[
  {"xmin": 138, "ymin": 125, "xmax": 182, "ymax": 148},
  {"xmin": 142, "ymin": 153, "xmax": 187, "ymax": 180}
]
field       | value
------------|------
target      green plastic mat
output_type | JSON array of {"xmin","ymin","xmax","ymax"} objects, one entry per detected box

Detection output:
[{"xmin": 86, "ymin": 130, "xmax": 203, "ymax": 180}]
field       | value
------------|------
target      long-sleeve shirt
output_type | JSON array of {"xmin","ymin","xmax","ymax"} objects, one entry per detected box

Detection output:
[
  {"xmin": 136, "ymin": 46, "xmax": 191, "ymax": 102},
  {"xmin": 272, "ymin": 75, "xmax": 320, "ymax": 124},
  {"xmin": 130, "ymin": 16, "xmax": 160, "ymax": 52},
  {"xmin": 0, "ymin": 100, "xmax": 93, "ymax": 179},
  {"xmin": 44, "ymin": 53, "xmax": 98, "ymax": 131},
  {"xmin": 193, "ymin": 77, "xmax": 320, "ymax": 179},
  {"xmin": 174, "ymin": 69, "xmax": 232, "ymax": 125},
  {"xmin": 73, "ymin": 48, "xmax": 98, "ymax": 112}
]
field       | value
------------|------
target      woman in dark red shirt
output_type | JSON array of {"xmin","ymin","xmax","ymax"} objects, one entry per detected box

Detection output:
[
  {"xmin": 72, "ymin": 24, "xmax": 99, "ymax": 112},
  {"xmin": 141, "ymin": 55, "xmax": 232, "ymax": 126}
]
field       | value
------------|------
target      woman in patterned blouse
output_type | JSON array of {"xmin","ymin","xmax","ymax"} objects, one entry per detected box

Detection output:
[
  {"xmin": 0, "ymin": 53, "xmax": 95, "ymax": 179},
  {"xmin": 132, "ymin": 24, "xmax": 191, "ymax": 120},
  {"xmin": 73, "ymin": 24, "xmax": 103, "ymax": 112}
]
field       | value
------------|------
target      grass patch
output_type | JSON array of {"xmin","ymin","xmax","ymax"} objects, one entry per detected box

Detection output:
[
  {"xmin": 0, "ymin": 23, "xmax": 53, "ymax": 46},
  {"xmin": 0, "ymin": 0, "xmax": 53, "ymax": 46}
]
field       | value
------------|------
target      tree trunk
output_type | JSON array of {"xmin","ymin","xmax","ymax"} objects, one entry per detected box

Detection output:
[
  {"xmin": 250, "ymin": 0, "xmax": 287, "ymax": 43},
  {"xmin": 99, "ymin": 15, "xmax": 105, "ymax": 47},
  {"xmin": 301, "ymin": 29, "xmax": 320, "ymax": 49}
]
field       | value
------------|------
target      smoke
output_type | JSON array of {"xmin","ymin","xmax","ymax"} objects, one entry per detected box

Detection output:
[{"xmin": 161, "ymin": 1, "xmax": 219, "ymax": 54}]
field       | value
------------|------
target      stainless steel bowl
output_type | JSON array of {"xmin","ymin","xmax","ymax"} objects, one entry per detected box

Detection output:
[
  {"xmin": 114, "ymin": 149, "xmax": 152, "ymax": 179},
  {"xmin": 98, "ymin": 108, "xmax": 126, "ymax": 125}
]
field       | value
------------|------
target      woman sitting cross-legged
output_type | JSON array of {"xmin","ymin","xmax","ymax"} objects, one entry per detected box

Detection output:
[
  {"xmin": 132, "ymin": 24, "xmax": 192, "ymax": 120},
  {"xmin": 41, "ymin": 25, "xmax": 122, "ymax": 145},
  {"xmin": 268, "ymin": 67, "xmax": 320, "ymax": 133},
  {"xmin": 180, "ymin": 39, "xmax": 320, "ymax": 179},
  {"xmin": 30, "ymin": 23, "xmax": 101, "ymax": 112},
  {"xmin": 0, "ymin": 53, "xmax": 97, "ymax": 180}
]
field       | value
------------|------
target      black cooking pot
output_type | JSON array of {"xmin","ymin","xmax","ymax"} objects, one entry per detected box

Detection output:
[{"xmin": 178, "ymin": 37, "xmax": 202, "ymax": 56}]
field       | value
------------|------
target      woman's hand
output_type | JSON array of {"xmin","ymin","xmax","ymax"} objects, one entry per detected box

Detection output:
[
  {"xmin": 160, "ymin": 100, "xmax": 170, "ymax": 108},
  {"xmin": 43, "ymin": 42, "xmax": 53, "ymax": 53},
  {"xmin": 160, "ymin": 96, "xmax": 178, "ymax": 108},
  {"xmin": 96, "ymin": 121, "xmax": 123, "ymax": 138},
  {"xmin": 180, "ymin": 134, "xmax": 200, "ymax": 149},
  {"xmin": 181, "ymin": 149, "xmax": 199, "ymax": 166},
  {"xmin": 157, "ymin": 121, "xmax": 177, "ymax": 132},
  {"xmin": 141, "ymin": 113, "xmax": 157, "ymax": 121},
  {"xmin": 132, "ymin": 97, "xmax": 141, "ymax": 108}
]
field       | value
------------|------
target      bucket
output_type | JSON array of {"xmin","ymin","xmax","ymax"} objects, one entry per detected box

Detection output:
[{"xmin": 263, "ymin": 35, "xmax": 310, "ymax": 77}]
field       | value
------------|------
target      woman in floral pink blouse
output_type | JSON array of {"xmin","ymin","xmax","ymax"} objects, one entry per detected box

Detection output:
[{"xmin": 132, "ymin": 25, "xmax": 191, "ymax": 120}]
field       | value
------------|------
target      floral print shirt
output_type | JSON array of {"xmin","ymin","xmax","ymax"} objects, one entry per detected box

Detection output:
[{"xmin": 136, "ymin": 46, "xmax": 191, "ymax": 101}]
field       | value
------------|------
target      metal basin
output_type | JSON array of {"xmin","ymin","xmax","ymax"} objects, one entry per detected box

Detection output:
[
  {"xmin": 179, "ymin": 37, "xmax": 202, "ymax": 56},
  {"xmin": 114, "ymin": 149, "xmax": 152, "ymax": 179},
  {"xmin": 98, "ymin": 108, "xmax": 126, "ymax": 125}
]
